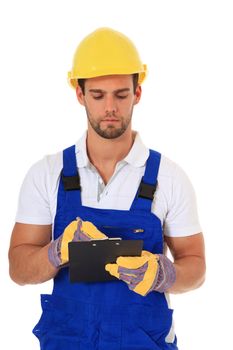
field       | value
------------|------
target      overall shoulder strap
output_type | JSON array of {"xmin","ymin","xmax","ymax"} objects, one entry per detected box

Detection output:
[
  {"xmin": 62, "ymin": 145, "xmax": 81, "ymax": 191},
  {"xmin": 54, "ymin": 145, "xmax": 82, "ymax": 237},
  {"xmin": 130, "ymin": 149, "xmax": 161, "ymax": 211}
]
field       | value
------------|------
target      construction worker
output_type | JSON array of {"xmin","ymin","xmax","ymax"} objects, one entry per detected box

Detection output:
[{"xmin": 8, "ymin": 28, "xmax": 206, "ymax": 349}]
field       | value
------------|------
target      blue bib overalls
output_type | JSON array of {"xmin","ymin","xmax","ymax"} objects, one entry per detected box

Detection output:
[{"xmin": 33, "ymin": 146, "xmax": 178, "ymax": 350}]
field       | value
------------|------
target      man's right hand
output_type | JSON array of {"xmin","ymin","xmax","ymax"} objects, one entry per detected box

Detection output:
[{"xmin": 48, "ymin": 217, "xmax": 108, "ymax": 268}]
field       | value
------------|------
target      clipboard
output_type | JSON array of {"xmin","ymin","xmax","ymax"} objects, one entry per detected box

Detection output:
[{"xmin": 68, "ymin": 239, "xmax": 143, "ymax": 283}]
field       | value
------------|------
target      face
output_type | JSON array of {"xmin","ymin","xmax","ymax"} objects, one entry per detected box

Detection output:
[{"xmin": 76, "ymin": 75, "xmax": 142, "ymax": 139}]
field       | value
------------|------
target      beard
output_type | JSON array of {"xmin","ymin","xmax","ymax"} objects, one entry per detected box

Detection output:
[{"xmin": 85, "ymin": 108, "xmax": 133, "ymax": 139}]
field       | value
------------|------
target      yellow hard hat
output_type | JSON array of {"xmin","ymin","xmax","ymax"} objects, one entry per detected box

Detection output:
[{"xmin": 68, "ymin": 27, "xmax": 147, "ymax": 89}]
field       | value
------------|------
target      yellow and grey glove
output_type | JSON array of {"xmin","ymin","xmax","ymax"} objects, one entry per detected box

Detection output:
[
  {"xmin": 48, "ymin": 217, "xmax": 108, "ymax": 268},
  {"xmin": 105, "ymin": 251, "xmax": 176, "ymax": 296}
]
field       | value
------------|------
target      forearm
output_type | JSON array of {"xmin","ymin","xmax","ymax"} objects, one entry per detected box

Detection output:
[
  {"xmin": 9, "ymin": 243, "xmax": 58, "ymax": 285},
  {"xmin": 168, "ymin": 255, "xmax": 206, "ymax": 294}
]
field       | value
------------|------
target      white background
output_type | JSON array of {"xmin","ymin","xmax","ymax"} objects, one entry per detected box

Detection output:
[{"xmin": 0, "ymin": 0, "xmax": 232, "ymax": 349}]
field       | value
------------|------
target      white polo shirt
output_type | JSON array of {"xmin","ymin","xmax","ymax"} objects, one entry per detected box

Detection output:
[{"xmin": 15, "ymin": 132, "xmax": 202, "ymax": 237}]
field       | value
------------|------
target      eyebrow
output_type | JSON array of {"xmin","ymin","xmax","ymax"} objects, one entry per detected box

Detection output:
[{"xmin": 89, "ymin": 88, "xmax": 131, "ymax": 94}]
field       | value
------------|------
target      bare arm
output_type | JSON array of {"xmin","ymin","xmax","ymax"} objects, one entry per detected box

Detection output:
[
  {"xmin": 165, "ymin": 232, "xmax": 206, "ymax": 294},
  {"xmin": 8, "ymin": 223, "xmax": 58, "ymax": 285}
]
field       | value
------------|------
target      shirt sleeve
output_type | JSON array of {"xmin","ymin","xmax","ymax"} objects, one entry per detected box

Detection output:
[
  {"xmin": 15, "ymin": 157, "xmax": 53, "ymax": 225},
  {"xmin": 163, "ymin": 163, "xmax": 202, "ymax": 237}
]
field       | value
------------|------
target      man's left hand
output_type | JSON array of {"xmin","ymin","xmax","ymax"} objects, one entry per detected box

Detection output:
[{"xmin": 105, "ymin": 250, "xmax": 176, "ymax": 296}]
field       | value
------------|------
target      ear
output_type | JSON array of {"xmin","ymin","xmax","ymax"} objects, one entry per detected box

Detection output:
[
  {"xmin": 76, "ymin": 85, "xmax": 85, "ymax": 106},
  {"xmin": 134, "ymin": 85, "xmax": 142, "ymax": 105}
]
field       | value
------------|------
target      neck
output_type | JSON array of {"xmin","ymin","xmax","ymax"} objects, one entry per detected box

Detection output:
[{"xmin": 86, "ymin": 127, "xmax": 135, "ymax": 183}]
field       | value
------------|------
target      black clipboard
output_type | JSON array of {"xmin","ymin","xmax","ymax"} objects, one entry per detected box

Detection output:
[{"xmin": 68, "ymin": 239, "xmax": 143, "ymax": 283}]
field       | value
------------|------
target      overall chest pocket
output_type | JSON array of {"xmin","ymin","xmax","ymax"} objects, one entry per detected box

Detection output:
[
  {"xmin": 100, "ymin": 225, "xmax": 145, "ymax": 239},
  {"xmin": 98, "ymin": 225, "xmax": 162, "ymax": 253}
]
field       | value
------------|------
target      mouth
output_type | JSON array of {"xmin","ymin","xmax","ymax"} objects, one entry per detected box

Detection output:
[{"xmin": 102, "ymin": 118, "xmax": 119, "ymax": 123}]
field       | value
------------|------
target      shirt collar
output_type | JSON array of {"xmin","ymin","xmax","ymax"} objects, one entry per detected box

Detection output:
[
  {"xmin": 75, "ymin": 131, "xmax": 90, "ymax": 168},
  {"xmin": 123, "ymin": 132, "xmax": 149, "ymax": 167},
  {"xmin": 75, "ymin": 131, "xmax": 149, "ymax": 169}
]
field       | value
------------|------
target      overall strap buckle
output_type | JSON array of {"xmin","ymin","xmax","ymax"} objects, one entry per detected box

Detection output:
[
  {"xmin": 62, "ymin": 173, "xmax": 81, "ymax": 191},
  {"xmin": 138, "ymin": 181, "xmax": 157, "ymax": 200}
]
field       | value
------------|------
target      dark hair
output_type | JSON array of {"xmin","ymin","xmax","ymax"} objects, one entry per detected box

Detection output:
[{"xmin": 78, "ymin": 73, "xmax": 139, "ymax": 95}]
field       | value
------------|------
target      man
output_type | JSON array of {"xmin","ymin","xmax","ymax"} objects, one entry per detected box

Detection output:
[{"xmin": 8, "ymin": 27, "xmax": 205, "ymax": 349}]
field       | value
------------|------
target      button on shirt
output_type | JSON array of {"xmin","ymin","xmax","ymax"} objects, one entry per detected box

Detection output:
[{"xmin": 15, "ymin": 132, "xmax": 202, "ymax": 238}]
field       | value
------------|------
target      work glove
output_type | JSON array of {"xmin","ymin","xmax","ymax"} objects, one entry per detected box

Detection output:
[
  {"xmin": 48, "ymin": 217, "xmax": 107, "ymax": 268},
  {"xmin": 105, "ymin": 251, "xmax": 176, "ymax": 296}
]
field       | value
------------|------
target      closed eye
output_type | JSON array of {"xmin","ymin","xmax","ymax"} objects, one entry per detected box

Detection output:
[
  {"xmin": 92, "ymin": 95, "xmax": 103, "ymax": 100},
  {"xmin": 116, "ymin": 95, "xmax": 128, "ymax": 99}
]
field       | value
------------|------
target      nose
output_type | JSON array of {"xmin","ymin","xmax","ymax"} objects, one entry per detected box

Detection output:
[{"xmin": 104, "ymin": 95, "xmax": 117, "ymax": 114}]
